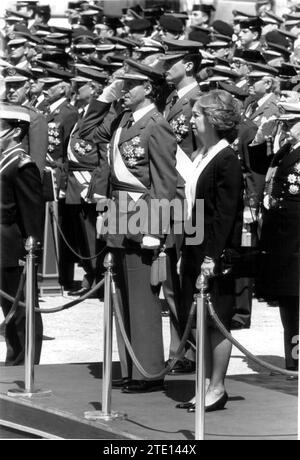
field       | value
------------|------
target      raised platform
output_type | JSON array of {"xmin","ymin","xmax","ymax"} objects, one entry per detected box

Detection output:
[{"xmin": 0, "ymin": 363, "xmax": 298, "ymax": 440}]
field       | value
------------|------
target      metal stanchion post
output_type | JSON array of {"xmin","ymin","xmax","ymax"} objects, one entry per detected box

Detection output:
[
  {"xmin": 85, "ymin": 252, "xmax": 126, "ymax": 421},
  {"xmin": 8, "ymin": 237, "xmax": 52, "ymax": 398},
  {"xmin": 194, "ymin": 273, "xmax": 208, "ymax": 441}
]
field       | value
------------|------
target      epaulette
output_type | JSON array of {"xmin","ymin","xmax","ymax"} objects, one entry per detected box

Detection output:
[{"xmin": 18, "ymin": 152, "xmax": 34, "ymax": 169}]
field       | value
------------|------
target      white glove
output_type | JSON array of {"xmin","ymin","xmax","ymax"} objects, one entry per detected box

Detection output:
[
  {"xmin": 141, "ymin": 236, "xmax": 161, "ymax": 249},
  {"xmin": 98, "ymin": 79, "xmax": 124, "ymax": 103},
  {"xmin": 201, "ymin": 257, "xmax": 215, "ymax": 278}
]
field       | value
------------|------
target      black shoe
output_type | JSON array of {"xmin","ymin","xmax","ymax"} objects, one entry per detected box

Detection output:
[
  {"xmin": 168, "ymin": 358, "xmax": 195, "ymax": 375},
  {"xmin": 122, "ymin": 380, "xmax": 165, "ymax": 393},
  {"xmin": 67, "ymin": 287, "xmax": 90, "ymax": 296},
  {"xmin": 230, "ymin": 320, "xmax": 244, "ymax": 330},
  {"xmin": 112, "ymin": 377, "xmax": 131, "ymax": 388},
  {"xmin": 188, "ymin": 392, "xmax": 229, "ymax": 413},
  {"xmin": 176, "ymin": 401, "xmax": 194, "ymax": 409}
]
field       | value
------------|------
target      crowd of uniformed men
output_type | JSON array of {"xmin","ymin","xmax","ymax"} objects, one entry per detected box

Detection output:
[{"xmin": 0, "ymin": 0, "xmax": 299, "ymax": 389}]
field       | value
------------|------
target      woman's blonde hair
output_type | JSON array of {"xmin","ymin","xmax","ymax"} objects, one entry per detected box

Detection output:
[{"xmin": 193, "ymin": 90, "xmax": 241, "ymax": 142}]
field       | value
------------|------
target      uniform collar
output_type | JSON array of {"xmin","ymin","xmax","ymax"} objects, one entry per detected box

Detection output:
[
  {"xmin": 49, "ymin": 97, "xmax": 67, "ymax": 114},
  {"xmin": 177, "ymin": 81, "xmax": 198, "ymax": 100},
  {"xmin": 132, "ymin": 103, "xmax": 155, "ymax": 124}
]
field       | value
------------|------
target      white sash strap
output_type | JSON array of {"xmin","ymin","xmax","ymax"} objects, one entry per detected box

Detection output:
[
  {"xmin": 112, "ymin": 126, "xmax": 146, "ymax": 201},
  {"xmin": 67, "ymin": 124, "xmax": 92, "ymax": 187},
  {"xmin": 175, "ymin": 144, "xmax": 195, "ymax": 182},
  {"xmin": 0, "ymin": 146, "xmax": 24, "ymax": 174},
  {"xmin": 186, "ymin": 139, "xmax": 229, "ymax": 220}
]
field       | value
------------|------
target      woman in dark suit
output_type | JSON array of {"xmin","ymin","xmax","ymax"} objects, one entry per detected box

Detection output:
[{"xmin": 177, "ymin": 90, "xmax": 243, "ymax": 412}]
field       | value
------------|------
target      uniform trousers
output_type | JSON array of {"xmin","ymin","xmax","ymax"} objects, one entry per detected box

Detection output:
[
  {"xmin": 111, "ymin": 247, "xmax": 165, "ymax": 381},
  {"xmin": 0, "ymin": 266, "xmax": 43, "ymax": 366},
  {"xmin": 278, "ymin": 296, "xmax": 299, "ymax": 370}
]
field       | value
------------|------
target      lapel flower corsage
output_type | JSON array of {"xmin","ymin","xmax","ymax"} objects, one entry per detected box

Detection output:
[
  {"xmin": 170, "ymin": 114, "xmax": 189, "ymax": 143},
  {"xmin": 74, "ymin": 140, "xmax": 92, "ymax": 156}
]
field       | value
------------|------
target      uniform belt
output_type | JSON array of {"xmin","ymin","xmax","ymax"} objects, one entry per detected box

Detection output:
[
  {"xmin": 111, "ymin": 181, "xmax": 148, "ymax": 194},
  {"xmin": 68, "ymin": 162, "xmax": 95, "ymax": 172}
]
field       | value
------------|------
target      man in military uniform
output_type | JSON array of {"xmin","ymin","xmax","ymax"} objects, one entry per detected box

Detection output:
[
  {"xmin": 4, "ymin": 66, "xmax": 48, "ymax": 177},
  {"xmin": 159, "ymin": 40, "xmax": 202, "ymax": 374},
  {"xmin": 0, "ymin": 103, "xmax": 44, "ymax": 365},
  {"xmin": 64, "ymin": 67, "xmax": 110, "ymax": 295},
  {"xmin": 252, "ymin": 107, "xmax": 300, "ymax": 374},
  {"xmin": 40, "ymin": 69, "xmax": 79, "ymax": 290},
  {"xmin": 81, "ymin": 59, "xmax": 178, "ymax": 393}
]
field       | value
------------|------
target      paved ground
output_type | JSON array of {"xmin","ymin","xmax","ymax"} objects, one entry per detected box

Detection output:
[{"xmin": 0, "ymin": 268, "xmax": 286, "ymax": 376}]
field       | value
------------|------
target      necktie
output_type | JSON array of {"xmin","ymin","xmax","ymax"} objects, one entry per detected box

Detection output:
[{"xmin": 169, "ymin": 91, "xmax": 179, "ymax": 111}]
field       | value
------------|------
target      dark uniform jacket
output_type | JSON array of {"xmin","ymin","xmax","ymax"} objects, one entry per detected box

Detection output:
[
  {"xmin": 258, "ymin": 143, "xmax": 300, "ymax": 298},
  {"xmin": 65, "ymin": 101, "xmax": 110, "ymax": 204},
  {"xmin": 80, "ymin": 100, "xmax": 178, "ymax": 248},
  {"xmin": 22, "ymin": 104, "xmax": 48, "ymax": 178},
  {"xmin": 45, "ymin": 98, "xmax": 79, "ymax": 164},
  {"xmin": 0, "ymin": 144, "xmax": 45, "ymax": 268}
]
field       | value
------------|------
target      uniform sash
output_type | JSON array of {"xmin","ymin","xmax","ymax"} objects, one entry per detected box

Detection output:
[
  {"xmin": 112, "ymin": 126, "xmax": 146, "ymax": 202},
  {"xmin": 0, "ymin": 144, "xmax": 25, "ymax": 174}
]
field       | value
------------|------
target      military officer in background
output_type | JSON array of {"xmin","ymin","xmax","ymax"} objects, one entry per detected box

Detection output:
[
  {"xmin": 40, "ymin": 69, "xmax": 79, "ymax": 290},
  {"xmin": 251, "ymin": 106, "xmax": 300, "ymax": 374},
  {"xmin": 64, "ymin": 66, "xmax": 110, "ymax": 295},
  {"xmin": 3, "ymin": 66, "xmax": 48, "ymax": 177},
  {"xmin": 159, "ymin": 40, "xmax": 202, "ymax": 374},
  {"xmin": 0, "ymin": 103, "xmax": 44, "ymax": 366}
]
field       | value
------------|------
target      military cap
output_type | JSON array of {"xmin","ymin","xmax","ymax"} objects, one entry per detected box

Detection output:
[
  {"xmin": 211, "ymin": 21, "xmax": 234, "ymax": 38},
  {"xmin": 122, "ymin": 5, "xmax": 144, "ymax": 19},
  {"xmin": 265, "ymin": 30, "xmax": 290, "ymax": 47},
  {"xmin": 159, "ymin": 39, "xmax": 202, "ymax": 60},
  {"xmin": 36, "ymin": 4, "xmax": 51, "ymax": 15},
  {"xmin": 95, "ymin": 43, "xmax": 116, "ymax": 52},
  {"xmin": 277, "ymin": 29, "xmax": 298, "ymax": 42},
  {"xmin": 43, "ymin": 36, "xmax": 70, "ymax": 48},
  {"xmin": 107, "ymin": 54, "xmax": 127, "ymax": 64},
  {"xmin": 232, "ymin": 10, "xmax": 256, "ymax": 22},
  {"xmin": 239, "ymin": 17, "xmax": 264, "ymax": 30},
  {"xmin": 39, "ymin": 50, "xmax": 71, "ymax": 68},
  {"xmin": 188, "ymin": 30, "xmax": 210, "ymax": 46},
  {"xmin": 3, "ymin": 66, "xmax": 33, "ymax": 82},
  {"xmin": 106, "ymin": 36, "xmax": 137, "ymax": 49},
  {"xmin": 206, "ymin": 65, "xmax": 240, "ymax": 81},
  {"xmin": 121, "ymin": 58, "xmax": 164, "ymax": 82},
  {"xmin": 43, "ymin": 67, "xmax": 74, "ymax": 82},
  {"xmin": 80, "ymin": 9, "xmax": 100, "ymax": 17},
  {"xmin": 207, "ymin": 40, "xmax": 232, "ymax": 49},
  {"xmin": 5, "ymin": 9, "xmax": 31, "ymax": 20},
  {"xmin": 276, "ymin": 63, "xmax": 298, "ymax": 79},
  {"xmin": 7, "ymin": 37, "xmax": 28, "ymax": 47},
  {"xmin": 128, "ymin": 18, "xmax": 152, "ymax": 32},
  {"xmin": 74, "ymin": 65, "xmax": 108, "ymax": 83},
  {"xmin": 96, "ymin": 15, "xmax": 123, "ymax": 30},
  {"xmin": 262, "ymin": 11, "xmax": 284, "ymax": 25},
  {"xmin": 277, "ymin": 102, "xmax": 300, "ymax": 120},
  {"xmin": 158, "ymin": 14, "xmax": 183, "ymax": 34},
  {"xmin": 30, "ymin": 66, "xmax": 46, "ymax": 79},
  {"xmin": 0, "ymin": 102, "xmax": 31, "ymax": 123},
  {"xmin": 165, "ymin": 11, "xmax": 189, "ymax": 23},
  {"xmin": 248, "ymin": 61, "xmax": 279, "ymax": 77},
  {"xmin": 90, "ymin": 57, "xmax": 122, "ymax": 72},
  {"xmin": 265, "ymin": 43, "xmax": 291, "ymax": 60},
  {"xmin": 218, "ymin": 81, "xmax": 249, "ymax": 99},
  {"xmin": 192, "ymin": 4, "xmax": 215, "ymax": 14},
  {"xmin": 235, "ymin": 49, "xmax": 266, "ymax": 64}
]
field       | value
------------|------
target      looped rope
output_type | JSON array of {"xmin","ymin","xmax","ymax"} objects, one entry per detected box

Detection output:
[
  {"xmin": 5, "ymin": 266, "xmax": 26, "ymax": 325},
  {"xmin": 111, "ymin": 274, "xmax": 196, "ymax": 380},
  {"xmin": 49, "ymin": 207, "xmax": 106, "ymax": 261},
  {"xmin": 206, "ymin": 294, "xmax": 298, "ymax": 378},
  {"xmin": 0, "ymin": 278, "xmax": 104, "ymax": 315}
]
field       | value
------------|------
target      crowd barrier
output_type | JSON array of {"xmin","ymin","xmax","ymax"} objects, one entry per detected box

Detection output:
[{"xmin": 0, "ymin": 236, "xmax": 298, "ymax": 440}]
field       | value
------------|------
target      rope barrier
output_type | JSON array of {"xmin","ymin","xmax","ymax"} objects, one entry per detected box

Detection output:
[
  {"xmin": 0, "ymin": 278, "xmax": 105, "ymax": 315},
  {"xmin": 49, "ymin": 207, "xmax": 106, "ymax": 261},
  {"xmin": 206, "ymin": 294, "xmax": 298, "ymax": 378},
  {"xmin": 5, "ymin": 266, "xmax": 26, "ymax": 325},
  {"xmin": 111, "ymin": 274, "xmax": 196, "ymax": 380}
]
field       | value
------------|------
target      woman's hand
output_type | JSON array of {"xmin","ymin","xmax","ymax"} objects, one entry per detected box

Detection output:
[{"xmin": 201, "ymin": 257, "xmax": 215, "ymax": 278}]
